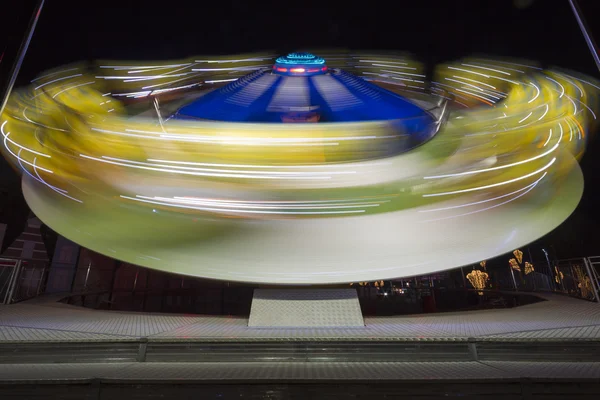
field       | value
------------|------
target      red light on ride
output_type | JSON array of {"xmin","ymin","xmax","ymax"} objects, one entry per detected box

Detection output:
[
  {"xmin": 290, "ymin": 67, "xmax": 306, "ymax": 73},
  {"xmin": 276, "ymin": 67, "xmax": 288, "ymax": 72},
  {"xmin": 321, "ymin": 66, "xmax": 327, "ymax": 71},
  {"xmin": 307, "ymin": 68, "xmax": 319, "ymax": 73}
]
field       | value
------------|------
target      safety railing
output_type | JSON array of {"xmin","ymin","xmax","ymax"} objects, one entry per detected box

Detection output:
[
  {"xmin": 0, "ymin": 257, "xmax": 48, "ymax": 304},
  {"xmin": 492, "ymin": 256, "xmax": 600, "ymax": 303},
  {"xmin": 0, "ymin": 258, "xmax": 21, "ymax": 305}
]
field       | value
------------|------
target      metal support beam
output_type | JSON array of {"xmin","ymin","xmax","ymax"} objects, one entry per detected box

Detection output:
[
  {"xmin": 0, "ymin": 0, "xmax": 45, "ymax": 116},
  {"xmin": 4, "ymin": 260, "xmax": 22, "ymax": 304},
  {"xmin": 510, "ymin": 266, "xmax": 518, "ymax": 291},
  {"xmin": 569, "ymin": 0, "xmax": 600, "ymax": 73},
  {"xmin": 583, "ymin": 257, "xmax": 600, "ymax": 303},
  {"xmin": 1, "ymin": 262, "xmax": 18, "ymax": 305}
]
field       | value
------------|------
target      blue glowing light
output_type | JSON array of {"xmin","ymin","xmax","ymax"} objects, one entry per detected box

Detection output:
[
  {"xmin": 273, "ymin": 53, "xmax": 328, "ymax": 77},
  {"xmin": 275, "ymin": 53, "xmax": 326, "ymax": 65}
]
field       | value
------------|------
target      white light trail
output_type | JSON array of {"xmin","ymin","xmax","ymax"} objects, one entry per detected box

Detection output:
[
  {"xmin": 51, "ymin": 81, "xmax": 96, "ymax": 99},
  {"xmin": 545, "ymin": 76, "xmax": 565, "ymax": 98},
  {"xmin": 538, "ymin": 104, "xmax": 549, "ymax": 121},
  {"xmin": 1, "ymin": 121, "xmax": 51, "ymax": 158},
  {"xmin": 422, "ymin": 157, "xmax": 556, "ymax": 197},
  {"xmin": 543, "ymin": 128, "xmax": 553, "ymax": 147},
  {"xmin": 425, "ymin": 125, "xmax": 562, "ymax": 179},
  {"xmin": 518, "ymin": 112, "xmax": 533, "ymax": 123},
  {"xmin": 120, "ymin": 195, "xmax": 365, "ymax": 215},
  {"xmin": 419, "ymin": 173, "xmax": 546, "ymax": 213},
  {"xmin": 421, "ymin": 173, "xmax": 545, "ymax": 222},
  {"xmin": 528, "ymin": 82, "xmax": 541, "ymax": 103},
  {"xmin": 33, "ymin": 74, "xmax": 82, "ymax": 91},
  {"xmin": 80, "ymin": 154, "xmax": 332, "ymax": 180},
  {"xmin": 461, "ymin": 63, "xmax": 512, "ymax": 76}
]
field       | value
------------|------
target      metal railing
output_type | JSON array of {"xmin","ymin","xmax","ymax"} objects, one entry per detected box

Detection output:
[
  {"xmin": 487, "ymin": 256, "xmax": 600, "ymax": 303},
  {"xmin": 0, "ymin": 257, "xmax": 48, "ymax": 304},
  {"xmin": 4, "ymin": 254, "xmax": 600, "ymax": 308},
  {"xmin": 0, "ymin": 258, "xmax": 21, "ymax": 304}
]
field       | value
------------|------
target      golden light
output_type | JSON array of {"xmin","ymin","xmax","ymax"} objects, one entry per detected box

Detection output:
[
  {"xmin": 466, "ymin": 269, "xmax": 489, "ymax": 295},
  {"xmin": 509, "ymin": 258, "xmax": 521, "ymax": 272},
  {"xmin": 555, "ymin": 266, "xmax": 564, "ymax": 284},
  {"xmin": 513, "ymin": 250, "xmax": 523, "ymax": 264},
  {"xmin": 524, "ymin": 262, "xmax": 534, "ymax": 275},
  {"xmin": 480, "ymin": 260, "xmax": 487, "ymax": 270},
  {"xmin": 573, "ymin": 265, "xmax": 593, "ymax": 299}
]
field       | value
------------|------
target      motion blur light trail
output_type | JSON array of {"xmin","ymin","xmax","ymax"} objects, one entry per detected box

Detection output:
[{"xmin": 1, "ymin": 52, "xmax": 598, "ymax": 283}]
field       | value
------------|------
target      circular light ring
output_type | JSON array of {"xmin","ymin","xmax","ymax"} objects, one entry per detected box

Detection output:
[
  {"xmin": 2, "ymin": 54, "xmax": 599, "ymax": 283},
  {"xmin": 22, "ymin": 152, "xmax": 584, "ymax": 284}
]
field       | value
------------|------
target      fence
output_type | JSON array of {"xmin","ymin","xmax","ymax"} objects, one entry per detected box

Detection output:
[
  {"xmin": 0, "ymin": 257, "xmax": 48, "ymax": 305},
  {"xmin": 2, "ymin": 253, "xmax": 600, "ymax": 307},
  {"xmin": 478, "ymin": 256, "xmax": 600, "ymax": 303}
]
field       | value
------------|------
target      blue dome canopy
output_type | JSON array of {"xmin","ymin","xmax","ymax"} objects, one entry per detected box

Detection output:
[{"xmin": 173, "ymin": 54, "xmax": 435, "ymax": 133}]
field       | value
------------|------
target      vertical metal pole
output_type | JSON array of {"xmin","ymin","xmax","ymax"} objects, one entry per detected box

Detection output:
[
  {"xmin": 558, "ymin": 264, "xmax": 567, "ymax": 292},
  {"xmin": 527, "ymin": 246, "xmax": 536, "ymax": 291},
  {"xmin": 132, "ymin": 267, "xmax": 139, "ymax": 310},
  {"xmin": 542, "ymin": 249, "xmax": 555, "ymax": 290},
  {"xmin": 2, "ymin": 263, "xmax": 18, "ymax": 304},
  {"xmin": 568, "ymin": 0, "xmax": 600, "ymax": 73},
  {"xmin": 569, "ymin": 261, "xmax": 575, "ymax": 294},
  {"xmin": 5, "ymin": 260, "xmax": 23, "ymax": 304},
  {"xmin": 0, "ymin": 267, "xmax": 11, "ymax": 303},
  {"xmin": 83, "ymin": 261, "xmax": 91, "ymax": 291},
  {"xmin": 590, "ymin": 258, "xmax": 600, "ymax": 288},
  {"xmin": 69, "ymin": 245, "xmax": 82, "ymax": 293},
  {"xmin": 0, "ymin": 0, "xmax": 45, "ymax": 116},
  {"xmin": 583, "ymin": 258, "xmax": 600, "ymax": 303},
  {"xmin": 36, "ymin": 267, "xmax": 46, "ymax": 296},
  {"xmin": 509, "ymin": 265, "xmax": 518, "ymax": 291},
  {"xmin": 527, "ymin": 247, "xmax": 534, "ymax": 265},
  {"xmin": 133, "ymin": 267, "xmax": 139, "ymax": 292}
]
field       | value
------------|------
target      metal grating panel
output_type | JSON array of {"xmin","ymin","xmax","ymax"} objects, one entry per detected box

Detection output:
[{"xmin": 248, "ymin": 289, "xmax": 365, "ymax": 328}]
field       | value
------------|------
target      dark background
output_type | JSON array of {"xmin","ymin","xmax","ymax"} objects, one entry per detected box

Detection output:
[{"xmin": 2, "ymin": 0, "xmax": 600, "ymax": 261}]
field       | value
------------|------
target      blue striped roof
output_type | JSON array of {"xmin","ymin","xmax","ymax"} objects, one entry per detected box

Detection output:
[{"xmin": 174, "ymin": 69, "xmax": 433, "ymax": 128}]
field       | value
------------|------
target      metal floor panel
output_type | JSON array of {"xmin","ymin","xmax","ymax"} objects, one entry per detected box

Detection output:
[
  {"xmin": 0, "ymin": 326, "xmax": 127, "ymax": 342},
  {"xmin": 1, "ymin": 293, "xmax": 600, "ymax": 343}
]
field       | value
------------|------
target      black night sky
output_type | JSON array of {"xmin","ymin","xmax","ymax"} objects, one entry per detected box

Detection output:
[{"xmin": 2, "ymin": 0, "xmax": 600, "ymax": 262}]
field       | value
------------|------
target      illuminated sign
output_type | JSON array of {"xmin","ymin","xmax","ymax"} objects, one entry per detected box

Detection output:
[
  {"xmin": 273, "ymin": 53, "xmax": 328, "ymax": 76},
  {"xmin": 275, "ymin": 52, "xmax": 326, "ymax": 65}
]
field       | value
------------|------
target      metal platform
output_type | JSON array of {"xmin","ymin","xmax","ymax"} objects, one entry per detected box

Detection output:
[
  {"xmin": 248, "ymin": 289, "xmax": 365, "ymax": 328},
  {"xmin": 1, "ymin": 292, "xmax": 599, "ymax": 342},
  {"xmin": 0, "ymin": 292, "xmax": 599, "ymax": 387}
]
